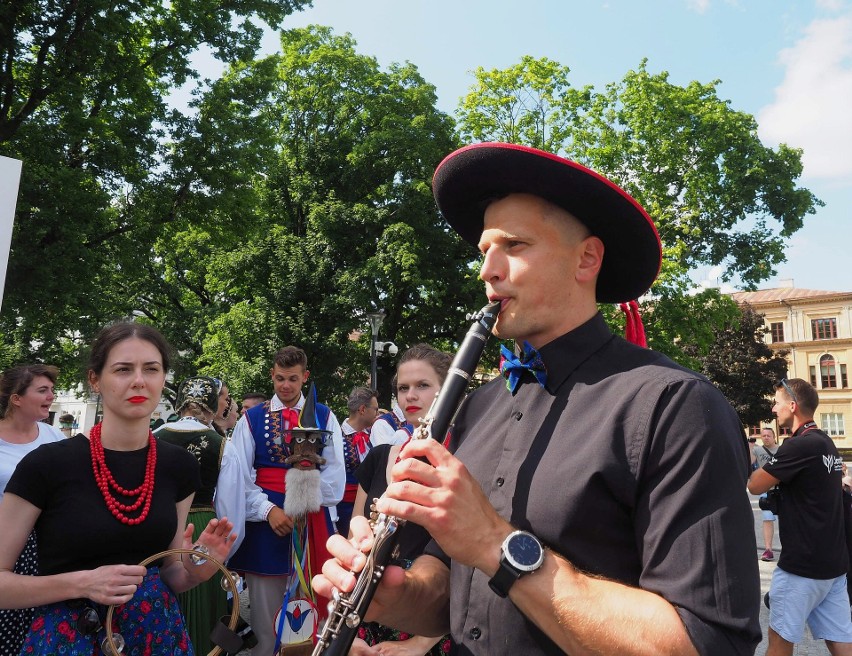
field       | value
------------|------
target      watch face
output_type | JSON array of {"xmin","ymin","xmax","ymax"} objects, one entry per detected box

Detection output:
[{"xmin": 505, "ymin": 532, "xmax": 543, "ymax": 571}]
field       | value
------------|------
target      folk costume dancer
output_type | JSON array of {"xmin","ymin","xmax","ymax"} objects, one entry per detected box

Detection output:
[
  {"xmin": 274, "ymin": 384, "xmax": 337, "ymax": 652},
  {"xmin": 218, "ymin": 346, "xmax": 343, "ymax": 656}
]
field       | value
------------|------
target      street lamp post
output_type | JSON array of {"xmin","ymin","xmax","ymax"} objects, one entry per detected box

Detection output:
[{"xmin": 367, "ymin": 310, "xmax": 386, "ymax": 390}]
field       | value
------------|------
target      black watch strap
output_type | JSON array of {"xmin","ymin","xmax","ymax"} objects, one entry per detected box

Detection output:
[{"xmin": 488, "ymin": 558, "xmax": 522, "ymax": 598}]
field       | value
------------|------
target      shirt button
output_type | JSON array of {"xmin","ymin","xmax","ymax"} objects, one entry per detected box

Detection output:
[
  {"xmin": 496, "ymin": 477, "xmax": 504, "ymax": 487},
  {"xmin": 470, "ymin": 627, "xmax": 481, "ymax": 640},
  {"xmin": 512, "ymin": 411, "xmax": 523, "ymax": 421}
]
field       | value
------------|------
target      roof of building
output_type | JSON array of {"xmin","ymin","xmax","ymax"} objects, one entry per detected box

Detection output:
[{"xmin": 731, "ymin": 287, "xmax": 850, "ymax": 304}]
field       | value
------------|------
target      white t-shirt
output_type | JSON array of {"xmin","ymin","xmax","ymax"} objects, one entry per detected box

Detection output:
[{"xmin": 0, "ymin": 422, "xmax": 65, "ymax": 502}]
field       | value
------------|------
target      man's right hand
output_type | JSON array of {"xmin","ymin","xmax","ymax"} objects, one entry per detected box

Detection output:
[
  {"xmin": 311, "ymin": 515, "xmax": 407, "ymax": 623},
  {"xmin": 267, "ymin": 506, "xmax": 294, "ymax": 536}
]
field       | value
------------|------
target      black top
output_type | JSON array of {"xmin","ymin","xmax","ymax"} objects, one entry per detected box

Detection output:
[
  {"xmin": 763, "ymin": 423, "xmax": 848, "ymax": 579},
  {"xmin": 7, "ymin": 434, "xmax": 200, "ymax": 574},
  {"xmin": 357, "ymin": 444, "xmax": 433, "ymax": 563},
  {"xmin": 426, "ymin": 313, "xmax": 760, "ymax": 656},
  {"xmin": 155, "ymin": 423, "xmax": 224, "ymax": 508}
]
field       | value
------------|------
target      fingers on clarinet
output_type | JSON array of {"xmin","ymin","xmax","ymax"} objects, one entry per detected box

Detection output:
[{"xmin": 320, "ymin": 559, "xmax": 357, "ymax": 594}]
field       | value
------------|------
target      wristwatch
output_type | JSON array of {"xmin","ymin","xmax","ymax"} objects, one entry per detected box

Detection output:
[{"xmin": 488, "ymin": 530, "xmax": 545, "ymax": 598}]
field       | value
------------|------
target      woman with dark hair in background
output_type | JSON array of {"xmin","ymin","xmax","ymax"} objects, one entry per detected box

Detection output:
[
  {"xmin": 350, "ymin": 344, "xmax": 455, "ymax": 656},
  {"xmin": 155, "ymin": 375, "xmax": 230, "ymax": 653},
  {"xmin": 212, "ymin": 378, "xmax": 237, "ymax": 437},
  {"xmin": 0, "ymin": 364, "xmax": 64, "ymax": 655},
  {"xmin": 0, "ymin": 323, "xmax": 236, "ymax": 654}
]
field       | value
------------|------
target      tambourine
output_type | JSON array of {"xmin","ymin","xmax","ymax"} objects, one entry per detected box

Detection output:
[{"xmin": 103, "ymin": 546, "xmax": 241, "ymax": 656}]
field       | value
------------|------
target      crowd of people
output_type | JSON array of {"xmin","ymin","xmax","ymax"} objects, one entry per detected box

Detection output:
[{"xmin": 0, "ymin": 142, "xmax": 850, "ymax": 656}]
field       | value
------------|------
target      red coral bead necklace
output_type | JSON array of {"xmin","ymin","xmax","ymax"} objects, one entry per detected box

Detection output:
[{"xmin": 89, "ymin": 422, "xmax": 157, "ymax": 525}]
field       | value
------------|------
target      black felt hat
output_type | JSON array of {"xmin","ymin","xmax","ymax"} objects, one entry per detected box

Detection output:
[{"xmin": 432, "ymin": 142, "xmax": 662, "ymax": 303}]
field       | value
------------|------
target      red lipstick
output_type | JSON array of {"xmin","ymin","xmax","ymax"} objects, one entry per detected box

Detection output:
[{"xmin": 128, "ymin": 396, "xmax": 148, "ymax": 404}]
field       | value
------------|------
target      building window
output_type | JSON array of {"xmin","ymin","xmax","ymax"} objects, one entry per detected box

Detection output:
[
  {"xmin": 842, "ymin": 364, "xmax": 848, "ymax": 388},
  {"xmin": 770, "ymin": 322, "xmax": 785, "ymax": 343},
  {"xmin": 821, "ymin": 413, "xmax": 846, "ymax": 436},
  {"xmin": 821, "ymin": 354, "xmax": 839, "ymax": 388},
  {"xmin": 812, "ymin": 317, "xmax": 838, "ymax": 340},
  {"xmin": 748, "ymin": 425, "xmax": 762, "ymax": 437},
  {"xmin": 810, "ymin": 365, "xmax": 817, "ymax": 388}
]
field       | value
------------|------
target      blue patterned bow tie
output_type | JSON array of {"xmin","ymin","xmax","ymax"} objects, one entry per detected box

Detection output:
[{"xmin": 500, "ymin": 342, "xmax": 547, "ymax": 394}]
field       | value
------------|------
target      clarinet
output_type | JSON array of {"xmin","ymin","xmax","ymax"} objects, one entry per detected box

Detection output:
[{"xmin": 312, "ymin": 301, "xmax": 500, "ymax": 656}]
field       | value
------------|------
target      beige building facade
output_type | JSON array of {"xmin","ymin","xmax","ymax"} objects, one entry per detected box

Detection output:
[{"xmin": 731, "ymin": 285, "xmax": 852, "ymax": 442}]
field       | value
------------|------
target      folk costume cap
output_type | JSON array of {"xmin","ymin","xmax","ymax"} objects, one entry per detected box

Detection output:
[
  {"xmin": 432, "ymin": 142, "xmax": 662, "ymax": 304},
  {"xmin": 175, "ymin": 376, "xmax": 219, "ymax": 415}
]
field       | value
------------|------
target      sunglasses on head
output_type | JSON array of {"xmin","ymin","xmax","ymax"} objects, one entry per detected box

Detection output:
[{"xmin": 777, "ymin": 378, "xmax": 799, "ymax": 405}]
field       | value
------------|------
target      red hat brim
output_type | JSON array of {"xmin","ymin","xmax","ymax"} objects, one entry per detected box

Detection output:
[{"xmin": 432, "ymin": 143, "xmax": 662, "ymax": 303}]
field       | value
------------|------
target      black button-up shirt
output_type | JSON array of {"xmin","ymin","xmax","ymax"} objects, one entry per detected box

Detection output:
[{"xmin": 428, "ymin": 313, "xmax": 760, "ymax": 655}]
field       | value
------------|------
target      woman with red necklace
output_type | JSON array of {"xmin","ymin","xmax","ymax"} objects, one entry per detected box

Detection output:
[{"xmin": 0, "ymin": 322, "xmax": 236, "ymax": 655}]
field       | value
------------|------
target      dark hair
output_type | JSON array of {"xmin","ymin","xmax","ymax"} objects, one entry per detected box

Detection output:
[
  {"xmin": 242, "ymin": 392, "xmax": 267, "ymax": 403},
  {"xmin": 273, "ymin": 346, "xmax": 308, "ymax": 370},
  {"xmin": 775, "ymin": 378, "xmax": 819, "ymax": 415},
  {"xmin": 88, "ymin": 323, "xmax": 172, "ymax": 376},
  {"xmin": 393, "ymin": 344, "xmax": 453, "ymax": 390},
  {"xmin": 0, "ymin": 364, "xmax": 59, "ymax": 418},
  {"xmin": 347, "ymin": 386, "xmax": 378, "ymax": 414}
]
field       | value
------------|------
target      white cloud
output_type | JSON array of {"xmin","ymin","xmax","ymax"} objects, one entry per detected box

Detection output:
[
  {"xmin": 758, "ymin": 15, "xmax": 852, "ymax": 181},
  {"xmin": 687, "ymin": 0, "xmax": 711, "ymax": 13}
]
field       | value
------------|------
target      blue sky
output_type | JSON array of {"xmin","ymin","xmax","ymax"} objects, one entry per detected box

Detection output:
[{"xmin": 194, "ymin": 0, "xmax": 852, "ymax": 293}]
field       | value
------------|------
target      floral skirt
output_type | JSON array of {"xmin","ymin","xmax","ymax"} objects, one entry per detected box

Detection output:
[{"xmin": 19, "ymin": 567, "xmax": 193, "ymax": 655}]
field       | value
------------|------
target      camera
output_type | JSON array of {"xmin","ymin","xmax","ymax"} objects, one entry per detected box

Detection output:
[
  {"xmin": 375, "ymin": 341, "xmax": 398, "ymax": 356},
  {"xmin": 759, "ymin": 488, "xmax": 782, "ymax": 514},
  {"xmin": 747, "ymin": 438, "xmax": 757, "ymax": 443}
]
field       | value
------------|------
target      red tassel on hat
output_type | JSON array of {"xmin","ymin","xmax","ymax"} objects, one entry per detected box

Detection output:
[{"xmin": 620, "ymin": 300, "xmax": 647, "ymax": 348}]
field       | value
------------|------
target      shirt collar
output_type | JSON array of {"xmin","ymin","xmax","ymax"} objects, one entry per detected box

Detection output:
[
  {"xmin": 392, "ymin": 404, "xmax": 406, "ymax": 423},
  {"xmin": 270, "ymin": 393, "xmax": 304, "ymax": 413},
  {"xmin": 536, "ymin": 312, "xmax": 615, "ymax": 393}
]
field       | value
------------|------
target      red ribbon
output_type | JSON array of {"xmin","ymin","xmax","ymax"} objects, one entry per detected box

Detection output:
[
  {"xmin": 351, "ymin": 430, "xmax": 370, "ymax": 459},
  {"xmin": 282, "ymin": 407, "xmax": 299, "ymax": 443}
]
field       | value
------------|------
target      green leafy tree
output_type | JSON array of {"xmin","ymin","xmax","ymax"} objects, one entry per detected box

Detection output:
[
  {"xmin": 0, "ymin": 0, "xmax": 312, "ymax": 384},
  {"xmin": 147, "ymin": 27, "xmax": 480, "ymax": 406},
  {"xmin": 686, "ymin": 305, "xmax": 789, "ymax": 426}
]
